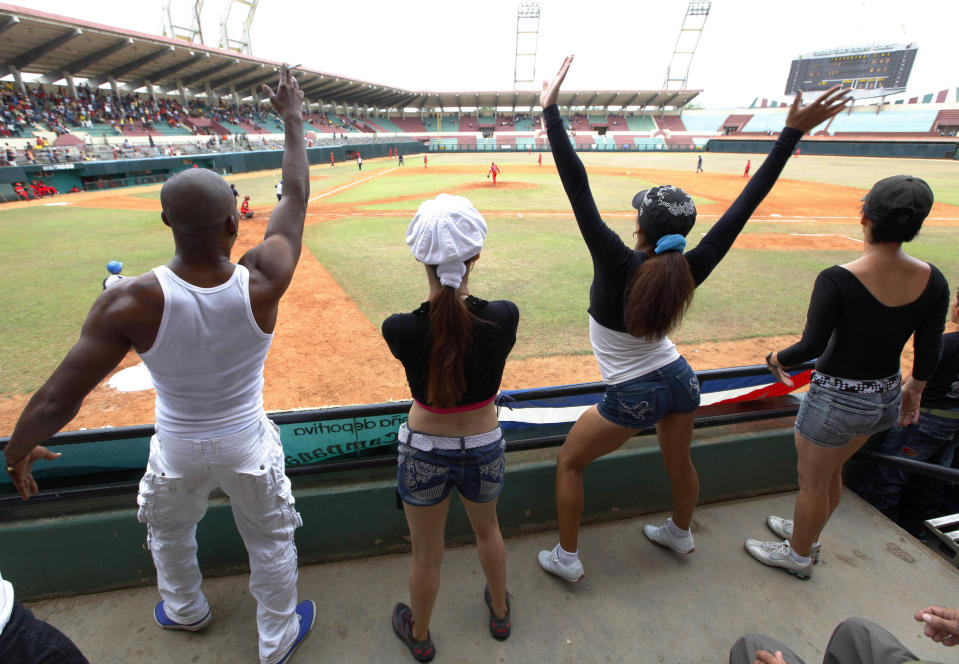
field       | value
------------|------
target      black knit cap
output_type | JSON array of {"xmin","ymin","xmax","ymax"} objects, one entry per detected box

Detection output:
[
  {"xmin": 861, "ymin": 175, "xmax": 933, "ymax": 227},
  {"xmin": 631, "ymin": 185, "xmax": 697, "ymax": 243}
]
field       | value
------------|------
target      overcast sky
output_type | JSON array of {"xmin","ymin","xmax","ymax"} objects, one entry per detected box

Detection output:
[{"xmin": 24, "ymin": 0, "xmax": 959, "ymax": 107}]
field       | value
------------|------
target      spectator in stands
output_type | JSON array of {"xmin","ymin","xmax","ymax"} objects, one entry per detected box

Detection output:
[
  {"xmin": 0, "ymin": 568, "xmax": 89, "ymax": 663},
  {"xmin": 384, "ymin": 194, "xmax": 517, "ymax": 661},
  {"xmin": 729, "ymin": 605, "xmax": 959, "ymax": 664},
  {"xmin": 533, "ymin": 55, "xmax": 850, "ymax": 584},
  {"xmin": 240, "ymin": 195, "xmax": 254, "ymax": 219},
  {"xmin": 854, "ymin": 284, "xmax": 959, "ymax": 539},
  {"xmin": 2, "ymin": 64, "xmax": 315, "ymax": 664},
  {"xmin": 754, "ymin": 175, "xmax": 949, "ymax": 580}
]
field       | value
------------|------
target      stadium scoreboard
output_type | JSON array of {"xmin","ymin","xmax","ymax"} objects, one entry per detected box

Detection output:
[{"xmin": 785, "ymin": 43, "xmax": 917, "ymax": 98}]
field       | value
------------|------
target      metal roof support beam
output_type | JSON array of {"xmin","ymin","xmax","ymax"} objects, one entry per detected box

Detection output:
[
  {"xmin": 145, "ymin": 53, "xmax": 208, "ymax": 90},
  {"xmin": 230, "ymin": 85, "xmax": 240, "ymax": 107},
  {"xmin": 11, "ymin": 28, "xmax": 82, "ymax": 70},
  {"xmin": 182, "ymin": 59, "xmax": 237, "ymax": 87},
  {"xmin": 145, "ymin": 80, "xmax": 157, "ymax": 104},
  {"xmin": 176, "ymin": 78, "xmax": 187, "ymax": 105},
  {"xmin": 88, "ymin": 47, "xmax": 174, "ymax": 87},
  {"xmin": 63, "ymin": 71, "xmax": 77, "ymax": 99},
  {"xmin": 234, "ymin": 69, "xmax": 276, "ymax": 93},
  {"xmin": 8, "ymin": 65, "xmax": 25, "ymax": 95},
  {"xmin": 209, "ymin": 64, "xmax": 260, "ymax": 90},
  {"xmin": 0, "ymin": 15, "xmax": 20, "ymax": 37},
  {"xmin": 39, "ymin": 38, "xmax": 133, "ymax": 84},
  {"xmin": 108, "ymin": 76, "xmax": 120, "ymax": 102}
]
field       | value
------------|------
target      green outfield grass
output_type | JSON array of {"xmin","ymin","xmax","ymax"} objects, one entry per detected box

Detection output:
[{"xmin": 2, "ymin": 152, "xmax": 957, "ymax": 397}]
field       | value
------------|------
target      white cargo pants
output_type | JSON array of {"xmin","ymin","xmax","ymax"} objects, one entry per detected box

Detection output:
[{"xmin": 137, "ymin": 416, "xmax": 302, "ymax": 664}]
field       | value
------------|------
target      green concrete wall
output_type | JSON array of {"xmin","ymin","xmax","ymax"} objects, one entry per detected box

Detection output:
[
  {"xmin": 0, "ymin": 423, "xmax": 798, "ymax": 600},
  {"xmin": 707, "ymin": 137, "xmax": 959, "ymax": 159}
]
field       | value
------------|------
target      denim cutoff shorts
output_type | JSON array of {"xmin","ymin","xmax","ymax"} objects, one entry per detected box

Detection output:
[
  {"xmin": 795, "ymin": 374, "xmax": 902, "ymax": 448},
  {"xmin": 597, "ymin": 356, "xmax": 701, "ymax": 429},
  {"xmin": 396, "ymin": 424, "xmax": 506, "ymax": 507}
]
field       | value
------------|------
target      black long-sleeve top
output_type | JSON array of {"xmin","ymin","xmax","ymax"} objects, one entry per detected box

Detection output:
[
  {"xmin": 777, "ymin": 265, "xmax": 949, "ymax": 381},
  {"xmin": 544, "ymin": 103, "xmax": 803, "ymax": 334},
  {"xmin": 382, "ymin": 296, "xmax": 519, "ymax": 407}
]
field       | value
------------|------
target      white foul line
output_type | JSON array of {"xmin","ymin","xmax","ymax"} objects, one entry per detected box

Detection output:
[{"xmin": 308, "ymin": 167, "xmax": 398, "ymax": 202}]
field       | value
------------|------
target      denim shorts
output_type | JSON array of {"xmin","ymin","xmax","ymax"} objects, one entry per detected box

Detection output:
[
  {"xmin": 795, "ymin": 376, "xmax": 902, "ymax": 448},
  {"xmin": 396, "ymin": 426, "xmax": 506, "ymax": 507},
  {"xmin": 597, "ymin": 356, "xmax": 701, "ymax": 429}
]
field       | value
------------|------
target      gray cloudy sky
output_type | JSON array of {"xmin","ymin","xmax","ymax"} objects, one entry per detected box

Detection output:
[{"xmin": 24, "ymin": 0, "xmax": 958, "ymax": 107}]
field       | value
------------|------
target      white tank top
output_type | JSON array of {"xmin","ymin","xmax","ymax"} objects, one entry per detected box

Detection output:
[
  {"xmin": 589, "ymin": 315, "xmax": 680, "ymax": 385},
  {"xmin": 140, "ymin": 265, "xmax": 273, "ymax": 438}
]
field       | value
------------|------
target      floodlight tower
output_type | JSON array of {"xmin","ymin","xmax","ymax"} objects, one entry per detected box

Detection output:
[
  {"xmin": 513, "ymin": 2, "xmax": 541, "ymax": 90},
  {"xmin": 219, "ymin": 0, "xmax": 259, "ymax": 55},
  {"xmin": 161, "ymin": 0, "xmax": 205, "ymax": 45},
  {"xmin": 663, "ymin": 0, "xmax": 711, "ymax": 90}
]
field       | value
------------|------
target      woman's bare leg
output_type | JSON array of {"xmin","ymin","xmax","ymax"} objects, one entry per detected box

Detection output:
[
  {"xmin": 655, "ymin": 411, "xmax": 698, "ymax": 530},
  {"xmin": 555, "ymin": 406, "xmax": 639, "ymax": 552},
  {"xmin": 404, "ymin": 496, "xmax": 451, "ymax": 641},
  {"xmin": 461, "ymin": 495, "xmax": 507, "ymax": 618}
]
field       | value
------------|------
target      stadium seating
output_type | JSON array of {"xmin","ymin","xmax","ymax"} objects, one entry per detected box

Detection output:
[
  {"xmin": 440, "ymin": 116, "xmax": 459, "ymax": 132},
  {"xmin": 677, "ymin": 112, "xmax": 727, "ymax": 133},
  {"xmin": 827, "ymin": 108, "xmax": 937, "ymax": 134},
  {"xmin": 633, "ymin": 136, "xmax": 666, "ymax": 150},
  {"xmin": 513, "ymin": 116, "xmax": 535, "ymax": 131},
  {"xmin": 374, "ymin": 116, "xmax": 404, "ymax": 133},
  {"xmin": 623, "ymin": 114, "xmax": 655, "ymax": 131},
  {"xmin": 391, "ymin": 117, "xmax": 427, "ymax": 132},
  {"xmin": 459, "ymin": 116, "xmax": 478, "ymax": 131},
  {"xmin": 722, "ymin": 114, "xmax": 753, "ymax": 131},
  {"xmin": 740, "ymin": 112, "xmax": 788, "ymax": 133}
]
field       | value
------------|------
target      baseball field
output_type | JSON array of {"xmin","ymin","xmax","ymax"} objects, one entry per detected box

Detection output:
[{"xmin": 1, "ymin": 149, "xmax": 958, "ymax": 435}]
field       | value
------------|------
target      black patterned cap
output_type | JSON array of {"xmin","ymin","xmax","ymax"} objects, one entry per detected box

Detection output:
[
  {"xmin": 631, "ymin": 186, "xmax": 697, "ymax": 243},
  {"xmin": 861, "ymin": 175, "xmax": 933, "ymax": 226}
]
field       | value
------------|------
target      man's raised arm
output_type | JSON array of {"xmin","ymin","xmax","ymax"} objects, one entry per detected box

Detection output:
[{"xmin": 240, "ymin": 64, "xmax": 308, "ymax": 294}]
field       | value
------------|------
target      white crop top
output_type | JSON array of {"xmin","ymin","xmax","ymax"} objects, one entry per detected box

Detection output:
[{"xmin": 589, "ymin": 315, "xmax": 680, "ymax": 385}]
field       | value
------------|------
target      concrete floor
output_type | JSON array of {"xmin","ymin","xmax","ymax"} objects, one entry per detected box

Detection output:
[{"xmin": 25, "ymin": 490, "xmax": 958, "ymax": 664}]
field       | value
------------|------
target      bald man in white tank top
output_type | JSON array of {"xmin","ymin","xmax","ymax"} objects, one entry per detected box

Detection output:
[{"xmin": 4, "ymin": 66, "xmax": 316, "ymax": 664}]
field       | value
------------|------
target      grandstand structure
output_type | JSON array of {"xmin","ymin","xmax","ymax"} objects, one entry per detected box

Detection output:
[{"xmin": 0, "ymin": 1, "xmax": 957, "ymax": 177}]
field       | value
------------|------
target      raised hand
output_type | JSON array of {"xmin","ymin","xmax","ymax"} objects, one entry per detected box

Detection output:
[
  {"xmin": 915, "ymin": 606, "xmax": 959, "ymax": 646},
  {"xmin": 785, "ymin": 85, "xmax": 851, "ymax": 133},
  {"xmin": 753, "ymin": 650, "xmax": 789, "ymax": 664},
  {"xmin": 6, "ymin": 445, "xmax": 61, "ymax": 501},
  {"xmin": 262, "ymin": 64, "xmax": 304, "ymax": 123},
  {"xmin": 540, "ymin": 55, "xmax": 574, "ymax": 109}
]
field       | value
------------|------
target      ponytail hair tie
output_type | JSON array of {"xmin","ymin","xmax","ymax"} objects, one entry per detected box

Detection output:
[{"xmin": 654, "ymin": 234, "xmax": 686, "ymax": 254}]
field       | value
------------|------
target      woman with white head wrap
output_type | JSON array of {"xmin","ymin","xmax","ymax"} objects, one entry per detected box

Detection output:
[{"xmin": 383, "ymin": 194, "xmax": 520, "ymax": 660}]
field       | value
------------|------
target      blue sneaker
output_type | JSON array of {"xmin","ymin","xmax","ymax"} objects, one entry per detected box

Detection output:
[
  {"xmin": 276, "ymin": 599, "xmax": 316, "ymax": 664},
  {"xmin": 153, "ymin": 601, "xmax": 212, "ymax": 631}
]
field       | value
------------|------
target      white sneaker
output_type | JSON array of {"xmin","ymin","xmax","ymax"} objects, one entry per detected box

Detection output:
[
  {"xmin": 537, "ymin": 545, "xmax": 585, "ymax": 582},
  {"xmin": 643, "ymin": 521, "xmax": 695, "ymax": 554},
  {"xmin": 745, "ymin": 538, "xmax": 813, "ymax": 579},
  {"xmin": 766, "ymin": 516, "xmax": 821, "ymax": 564}
]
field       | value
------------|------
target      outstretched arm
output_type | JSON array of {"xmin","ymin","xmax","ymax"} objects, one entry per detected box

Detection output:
[
  {"xmin": 542, "ymin": 55, "xmax": 631, "ymax": 264},
  {"xmin": 240, "ymin": 64, "xmax": 308, "ymax": 302},
  {"xmin": 3, "ymin": 287, "xmax": 136, "ymax": 499},
  {"xmin": 685, "ymin": 86, "xmax": 850, "ymax": 285}
]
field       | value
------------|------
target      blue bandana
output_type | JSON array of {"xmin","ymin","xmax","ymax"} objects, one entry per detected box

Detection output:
[{"xmin": 654, "ymin": 234, "xmax": 686, "ymax": 254}]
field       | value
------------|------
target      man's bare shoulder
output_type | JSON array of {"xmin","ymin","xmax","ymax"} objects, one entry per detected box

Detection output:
[{"xmin": 92, "ymin": 271, "xmax": 164, "ymax": 328}]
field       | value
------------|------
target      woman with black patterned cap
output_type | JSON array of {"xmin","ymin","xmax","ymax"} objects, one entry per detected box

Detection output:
[
  {"xmin": 748, "ymin": 174, "xmax": 949, "ymax": 580},
  {"xmin": 383, "ymin": 194, "xmax": 519, "ymax": 661},
  {"xmin": 535, "ymin": 55, "xmax": 850, "ymax": 583}
]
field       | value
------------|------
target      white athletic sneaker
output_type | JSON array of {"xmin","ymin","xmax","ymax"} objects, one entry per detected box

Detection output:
[
  {"xmin": 537, "ymin": 545, "xmax": 585, "ymax": 583},
  {"xmin": 745, "ymin": 538, "xmax": 813, "ymax": 580},
  {"xmin": 766, "ymin": 516, "xmax": 821, "ymax": 564},
  {"xmin": 643, "ymin": 521, "xmax": 695, "ymax": 554}
]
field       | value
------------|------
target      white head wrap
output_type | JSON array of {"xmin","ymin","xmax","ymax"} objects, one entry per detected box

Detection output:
[{"xmin": 406, "ymin": 194, "xmax": 487, "ymax": 289}]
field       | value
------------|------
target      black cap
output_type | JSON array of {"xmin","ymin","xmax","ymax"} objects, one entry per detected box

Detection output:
[
  {"xmin": 631, "ymin": 185, "xmax": 697, "ymax": 243},
  {"xmin": 861, "ymin": 175, "xmax": 933, "ymax": 227}
]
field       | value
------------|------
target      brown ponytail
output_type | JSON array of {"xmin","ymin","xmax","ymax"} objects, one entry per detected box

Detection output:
[
  {"xmin": 427, "ymin": 280, "xmax": 472, "ymax": 408},
  {"xmin": 624, "ymin": 251, "xmax": 695, "ymax": 338}
]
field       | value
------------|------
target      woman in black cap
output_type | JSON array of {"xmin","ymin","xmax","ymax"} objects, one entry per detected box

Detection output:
[
  {"xmin": 536, "ymin": 55, "xmax": 850, "ymax": 582},
  {"xmin": 748, "ymin": 174, "xmax": 950, "ymax": 579}
]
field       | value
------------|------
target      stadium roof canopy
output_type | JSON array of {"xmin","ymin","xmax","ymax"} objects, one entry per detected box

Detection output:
[{"xmin": 0, "ymin": 3, "xmax": 700, "ymax": 112}]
